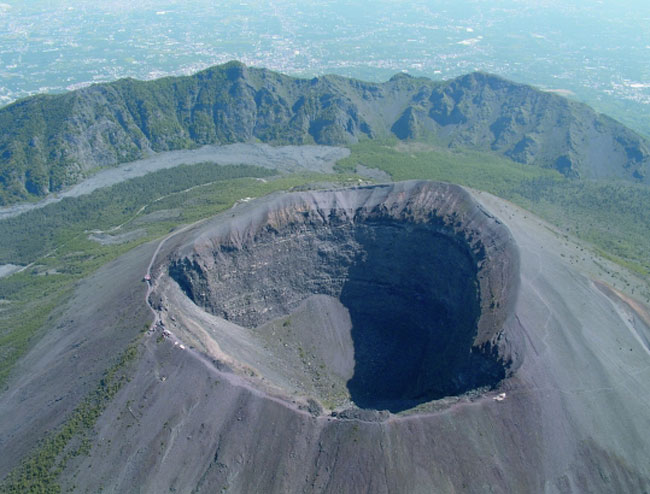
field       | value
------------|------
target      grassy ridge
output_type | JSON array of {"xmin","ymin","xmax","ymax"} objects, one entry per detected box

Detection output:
[{"xmin": 2, "ymin": 62, "xmax": 648, "ymax": 205}]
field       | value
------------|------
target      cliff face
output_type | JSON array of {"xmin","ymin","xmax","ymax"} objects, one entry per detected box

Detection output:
[{"xmin": 0, "ymin": 62, "xmax": 648, "ymax": 204}]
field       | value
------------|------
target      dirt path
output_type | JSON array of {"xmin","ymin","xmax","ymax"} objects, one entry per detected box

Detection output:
[{"xmin": 144, "ymin": 221, "xmax": 199, "ymax": 327}]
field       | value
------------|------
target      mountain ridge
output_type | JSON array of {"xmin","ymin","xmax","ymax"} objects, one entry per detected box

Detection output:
[{"xmin": 0, "ymin": 61, "xmax": 648, "ymax": 205}]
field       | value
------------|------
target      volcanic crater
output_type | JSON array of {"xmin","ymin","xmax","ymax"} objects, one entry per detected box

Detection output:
[{"xmin": 162, "ymin": 181, "xmax": 519, "ymax": 414}]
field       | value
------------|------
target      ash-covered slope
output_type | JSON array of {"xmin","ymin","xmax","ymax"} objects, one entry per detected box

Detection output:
[
  {"xmin": 2, "ymin": 181, "xmax": 644, "ymax": 492},
  {"xmin": 1, "ymin": 62, "xmax": 648, "ymax": 204}
]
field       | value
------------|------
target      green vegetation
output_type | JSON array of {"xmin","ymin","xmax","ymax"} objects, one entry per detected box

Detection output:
[
  {"xmin": 339, "ymin": 140, "xmax": 650, "ymax": 276},
  {"xmin": 0, "ymin": 93, "xmax": 77, "ymax": 203},
  {"xmin": 0, "ymin": 62, "xmax": 316, "ymax": 205},
  {"xmin": 0, "ymin": 162, "xmax": 275, "ymax": 263},
  {"xmin": 509, "ymin": 179, "xmax": 650, "ymax": 276},
  {"xmin": 0, "ymin": 339, "xmax": 141, "ymax": 494},
  {"xmin": 335, "ymin": 140, "xmax": 562, "ymax": 195}
]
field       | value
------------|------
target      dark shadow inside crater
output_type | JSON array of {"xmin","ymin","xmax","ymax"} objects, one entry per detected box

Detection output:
[
  {"xmin": 342, "ymin": 222, "xmax": 505, "ymax": 413},
  {"xmin": 169, "ymin": 208, "xmax": 509, "ymax": 414}
]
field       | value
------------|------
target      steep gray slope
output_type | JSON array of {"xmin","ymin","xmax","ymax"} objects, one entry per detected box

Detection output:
[
  {"xmin": 0, "ymin": 241, "xmax": 154, "ymax": 478},
  {"xmin": 1, "ymin": 181, "xmax": 644, "ymax": 492},
  {"xmin": 1, "ymin": 62, "xmax": 648, "ymax": 204}
]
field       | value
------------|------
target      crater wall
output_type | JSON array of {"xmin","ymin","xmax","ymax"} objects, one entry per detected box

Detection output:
[{"xmin": 167, "ymin": 181, "xmax": 520, "ymax": 411}]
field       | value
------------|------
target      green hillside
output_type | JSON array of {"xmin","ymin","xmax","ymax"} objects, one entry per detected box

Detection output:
[{"xmin": 0, "ymin": 62, "xmax": 648, "ymax": 205}]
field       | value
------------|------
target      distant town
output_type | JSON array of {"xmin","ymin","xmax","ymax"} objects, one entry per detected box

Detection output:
[{"xmin": 1, "ymin": 0, "xmax": 649, "ymax": 135}]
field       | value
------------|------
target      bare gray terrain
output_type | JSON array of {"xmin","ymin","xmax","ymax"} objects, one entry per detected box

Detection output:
[
  {"xmin": 0, "ymin": 143, "xmax": 350, "ymax": 220},
  {"xmin": 0, "ymin": 264, "xmax": 21, "ymax": 279},
  {"xmin": 0, "ymin": 241, "xmax": 155, "ymax": 475},
  {"xmin": 1, "ymin": 181, "xmax": 649, "ymax": 493}
]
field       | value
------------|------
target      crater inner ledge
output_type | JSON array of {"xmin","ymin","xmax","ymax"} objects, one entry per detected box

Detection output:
[{"xmin": 165, "ymin": 181, "xmax": 519, "ymax": 413}]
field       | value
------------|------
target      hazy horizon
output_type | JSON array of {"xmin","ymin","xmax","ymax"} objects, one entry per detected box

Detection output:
[{"xmin": 1, "ymin": 0, "xmax": 649, "ymax": 134}]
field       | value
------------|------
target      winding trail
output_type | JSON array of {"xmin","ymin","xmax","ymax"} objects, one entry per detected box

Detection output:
[{"xmin": 144, "ymin": 221, "xmax": 198, "ymax": 328}]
